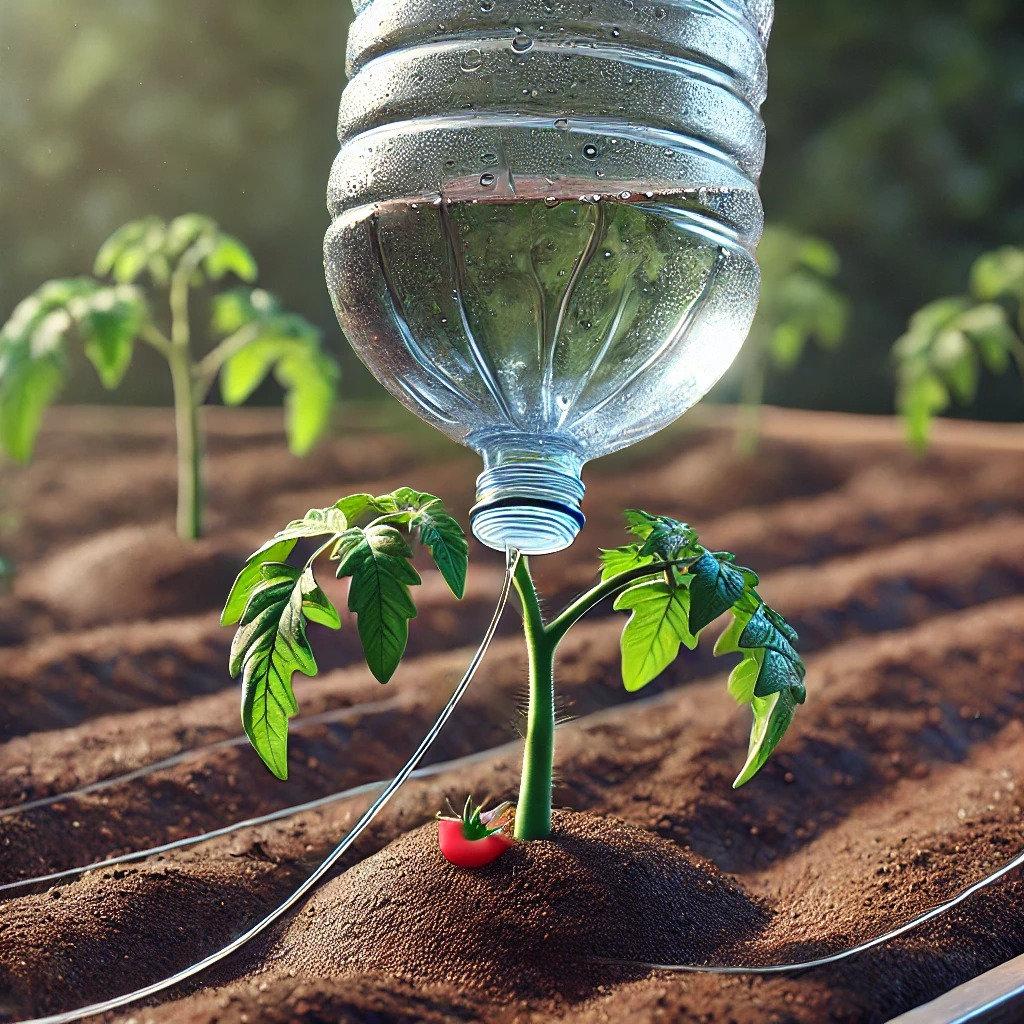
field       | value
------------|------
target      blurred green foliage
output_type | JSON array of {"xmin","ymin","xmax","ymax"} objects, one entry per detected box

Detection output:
[
  {"xmin": 893, "ymin": 246, "xmax": 1024, "ymax": 448},
  {"xmin": 736, "ymin": 226, "xmax": 848, "ymax": 452},
  {"xmin": 0, "ymin": 0, "xmax": 1022, "ymax": 419}
]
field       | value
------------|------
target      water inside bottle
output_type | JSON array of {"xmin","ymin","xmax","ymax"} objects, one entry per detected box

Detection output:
[{"xmin": 328, "ymin": 185, "xmax": 758, "ymax": 450}]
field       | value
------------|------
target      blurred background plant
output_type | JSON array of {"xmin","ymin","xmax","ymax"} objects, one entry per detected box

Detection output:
[
  {"xmin": 735, "ymin": 226, "xmax": 848, "ymax": 454},
  {"xmin": 893, "ymin": 246, "xmax": 1024, "ymax": 450},
  {"xmin": 0, "ymin": 0, "xmax": 1021, "ymax": 428},
  {"xmin": 0, "ymin": 214, "xmax": 338, "ymax": 538}
]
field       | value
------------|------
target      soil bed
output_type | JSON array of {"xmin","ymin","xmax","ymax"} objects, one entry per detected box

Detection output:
[{"xmin": 1, "ymin": 405, "xmax": 1023, "ymax": 1023}]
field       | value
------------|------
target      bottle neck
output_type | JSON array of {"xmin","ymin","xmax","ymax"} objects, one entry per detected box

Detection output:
[{"xmin": 470, "ymin": 436, "xmax": 585, "ymax": 556}]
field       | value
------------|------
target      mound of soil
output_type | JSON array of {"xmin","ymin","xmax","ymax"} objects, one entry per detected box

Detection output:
[
  {"xmin": 1, "ymin": 406, "xmax": 1024, "ymax": 1023},
  {"xmin": 15, "ymin": 524, "xmax": 245, "ymax": 629},
  {"xmin": 271, "ymin": 810, "xmax": 768, "ymax": 1001}
]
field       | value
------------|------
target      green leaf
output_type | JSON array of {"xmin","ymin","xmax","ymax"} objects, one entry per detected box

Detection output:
[
  {"xmin": 220, "ymin": 338, "xmax": 286, "ymax": 406},
  {"xmin": 970, "ymin": 247, "xmax": 1024, "ymax": 302},
  {"xmin": 229, "ymin": 563, "xmax": 321, "ymax": 780},
  {"xmin": 334, "ymin": 494, "xmax": 390, "ymax": 525},
  {"xmin": 599, "ymin": 544, "xmax": 654, "ymax": 581},
  {"xmin": 80, "ymin": 287, "xmax": 148, "ymax": 389},
  {"xmin": 931, "ymin": 328, "xmax": 978, "ymax": 404},
  {"xmin": 623, "ymin": 509, "xmax": 661, "ymax": 540},
  {"xmin": 688, "ymin": 552, "xmax": 747, "ymax": 634},
  {"xmin": 728, "ymin": 650, "xmax": 762, "ymax": 705},
  {"xmin": 221, "ymin": 506, "xmax": 348, "ymax": 626},
  {"xmin": 203, "ymin": 234, "xmax": 258, "ymax": 282},
  {"xmin": 277, "ymin": 346, "xmax": 338, "ymax": 455},
  {"xmin": 376, "ymin": 488, "xmax": 468, "ymax": 598},
  {"xmin": 714, "ymin": 600, "xmax": 761, "ymax": 657},
  {"xmin": 739, "ymin": 607, "xmax": 800, "ymax": 662},
  {"xmin": 94, "ymin": 217, "xmax": 162, "ymax": 279},
  {"xmin": 221, "ymin": 537, "xmax": 298, "ymax": 626},
  {"xmin": 733, "ymin": 688, "xmax": 799, "ymax": 788},
  {"xmin": 0, "ymin": 349, "xmax": 65, "ymax": 463},
  {"xmin": 335, "ymin": 524, "xmax": 421, "ymax": 683},
  {"xmin": 754, "ymin": 648, "xmax": 807, "ymax": 701},
  {"xmin": 614, "ymin": 580, "xmax": 697, "ymax": 692},
  {"xmin": 898, "ymin": 371, "xmax": 948, "ymax": 452},
  {"xmin": 411, "ymin": 505, "xmax": 468, "ymax": 600}
]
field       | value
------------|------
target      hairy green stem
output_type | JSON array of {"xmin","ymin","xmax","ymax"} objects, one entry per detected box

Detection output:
[
  {"xmin": 512, "ymin": 557, "xmax": 557, "ymax": 841},
  {"xmin": 509, "ymin": 557, "xmax": 696, "ymax": 840}
]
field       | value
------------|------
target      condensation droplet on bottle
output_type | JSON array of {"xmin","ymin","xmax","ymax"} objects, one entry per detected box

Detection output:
[
  {"xmin": 582, "ymin": 144, "xmax": 598, "ymax": 160},
  {"xmin": 595, "ymin": 169, "xmax": 605, "ymax": 177},
  {"xmin": 460, "ymin": 48, "xmax": 483, "ymax": 72},
  {"xmin": 619, "ymin": 191, "xmax": 632, "ymax": 200},
  {"xmin": 544, "ymin": 196, "xmax": 561, "ymax": 207},
  {"xmin": 480, "ymin": 173, "xmax": 496, "ymax": 188},
  {"xmin": 611, "ymin": 27, "xmax": 621, "ymax": 37},
  {"xmin": 655, "ymin": 6, "xmax": 667, "ymax": 19},
  {"xmin": 603, "ymin": 250, "xmax": 613, "ymax": 259},
  {"xmin": 511, "ymin": 35, "xmax": 533, "ymax": 52},
  {"xmin": 480, "ymin": 0, "xmax": 494, "ymax": 9},
  {"xmin": 481, "ymin": 152, "xmax": 498, "ymax": 166},
  {"xmin": 554, "ymin": 117, "xmax": 569, "ymax": 130}
]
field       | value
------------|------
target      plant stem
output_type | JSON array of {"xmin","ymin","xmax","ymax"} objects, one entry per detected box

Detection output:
[
  {"xmin": 168, "ymin": 348, "xmax": 202, "ymax": 540},
  {"xmin": 512, "ymin": 557, "xmax": 557, "ymax": 841},
  {"xmin": 168, "ymin": 260, "xmax": 203, "ymax": 540}
]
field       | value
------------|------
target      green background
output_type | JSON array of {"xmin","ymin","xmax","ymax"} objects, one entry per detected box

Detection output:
[{"xmin": 1, "ymin": 0, "xmax": 1021, "ymax": 419}]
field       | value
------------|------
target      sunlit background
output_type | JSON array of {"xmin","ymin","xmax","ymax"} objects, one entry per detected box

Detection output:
[{"xmin": 1, "ymin": 0, "xmax": 1022, "ymax": 419}]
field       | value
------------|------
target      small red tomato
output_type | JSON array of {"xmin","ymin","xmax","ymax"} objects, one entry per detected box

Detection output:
[{"xmin": 437, "ymin": 797, "xmax": 515, "ymax": 868}]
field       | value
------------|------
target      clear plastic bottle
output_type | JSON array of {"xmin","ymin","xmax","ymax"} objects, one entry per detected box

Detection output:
[{"xmin": 325, "ymin": 0, "xmax": 773, "ymax": 554}]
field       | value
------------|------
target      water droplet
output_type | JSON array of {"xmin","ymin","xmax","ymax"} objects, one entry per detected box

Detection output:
[
  {"xmin": 512, "ymin": 35, "xmax": 533, "ymax": 52},
  {"xmin": 582, "ymin": 144, "xmax": 598, "ymax": 160},
  {"xmin": 480, "ymin": 0, "xmax": 494, "ymax": 9},
  {"xmin": 611, "ymin": 27, "xmax": 621, "ymax": 37},
  {"xmin": 581, "ymin": 320, "xmax": 593, "ymax": 330},
  {"xmin": 655, "ymin": 6, "xmax": 667, "ymax": 19},
  {"xmin": 481, "ymin": 152, "xmax": 498, "ymax": 166},
  {"xmin": 554, "ymin": 117, "xmax": 570, "ymax": 130},
  {"xmin": 480, "ymin": 173, "xmax": 496, "ymax": 188},
  {"xmin": 460, "ymin": 48, "xmax": 483, "ymax": 72},
  {"xmin": 619, "ymin": 191, "xmax": 632, "ymax": 200},
  {"xmin": 556, "ymin": 395, "xmax": 571, "ymax": 409},
  {"xmin": 544, "ymin": 196, "xmax": 561, "ymax": 207},
  {"xmin": 603, "ymin": 250, "xmax": 613, "ymax": 258},
  {"xmin": 440, "ymin": 317, "xmax": 448, "ymax": 325},
  {"xmin": 595, "ymin": 169, "xmax": 605, "ymax": 177}
]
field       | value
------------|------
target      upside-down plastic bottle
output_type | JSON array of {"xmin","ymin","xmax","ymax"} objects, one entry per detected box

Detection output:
[{"xmin": 325, "ymin": 0, "xmax": 773, "ymax": 554}]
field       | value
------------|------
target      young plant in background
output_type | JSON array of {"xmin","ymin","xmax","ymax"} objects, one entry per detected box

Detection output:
[
  {"xmin": 0, "ymin": 214, "xmax": 340, "ymax": 539},
  {"xmin": 223, "ymin": 492, "xmax": 806, "ymax": 843},
  {"xmin": 737, "ymin": 226, "xmax": 848, "ymax": 454},
  {"xmin": 894, "ymin": 245, "xmax": 1024, "ymax": 450}
]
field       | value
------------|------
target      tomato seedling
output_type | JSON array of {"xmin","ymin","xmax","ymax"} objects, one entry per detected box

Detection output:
[
  {"xmin": 0, "ymin": 214, "xmax": 340, "ymax": 539},
  {"xmin": 894, "ymin": 245, "xmax": 1024, "ymax": 450},
  {"xmin": 223, "ymin": 490, "xmax": 806, "ymax": 841}
]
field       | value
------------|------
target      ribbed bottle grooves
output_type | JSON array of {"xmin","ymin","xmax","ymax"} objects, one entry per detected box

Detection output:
[{"xmin": 470, "ymin": 437, "xmax": 586, "ymax": 555}]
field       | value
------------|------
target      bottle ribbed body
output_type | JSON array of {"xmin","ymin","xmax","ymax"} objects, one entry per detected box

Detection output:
[{"xmin": 325, "ymin": 0, "xmax": 772, "ymax": 553}]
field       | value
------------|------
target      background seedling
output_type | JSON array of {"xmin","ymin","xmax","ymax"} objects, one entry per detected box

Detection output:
[
  {"xmin": 735, "ymin": 226, "xmax": 848, "ymax": 454},
  {"xmin": 894, "ymin": 245, "xmax": 1024, "ymax": 451},
  {"xmin": 0, "ymin": 213, "xmax": 340, "ymax": 539},
  {"xmin": 225, "ymin": 493, "xmax": 806, "ymax": 841}
]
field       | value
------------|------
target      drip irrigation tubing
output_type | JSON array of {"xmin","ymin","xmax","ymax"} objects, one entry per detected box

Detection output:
[
  {"xmin": 0, "ymin": 694, "xmax": 407, "ymax": 819},
  {"xmin": 0, "ymin": 737, "xmax": 523, "ymax": 895}
]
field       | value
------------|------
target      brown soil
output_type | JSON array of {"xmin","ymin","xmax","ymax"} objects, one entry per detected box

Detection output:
[{"xmin": 1, "ymin": 404, "xmax": 1023, "ymax": 1024}]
